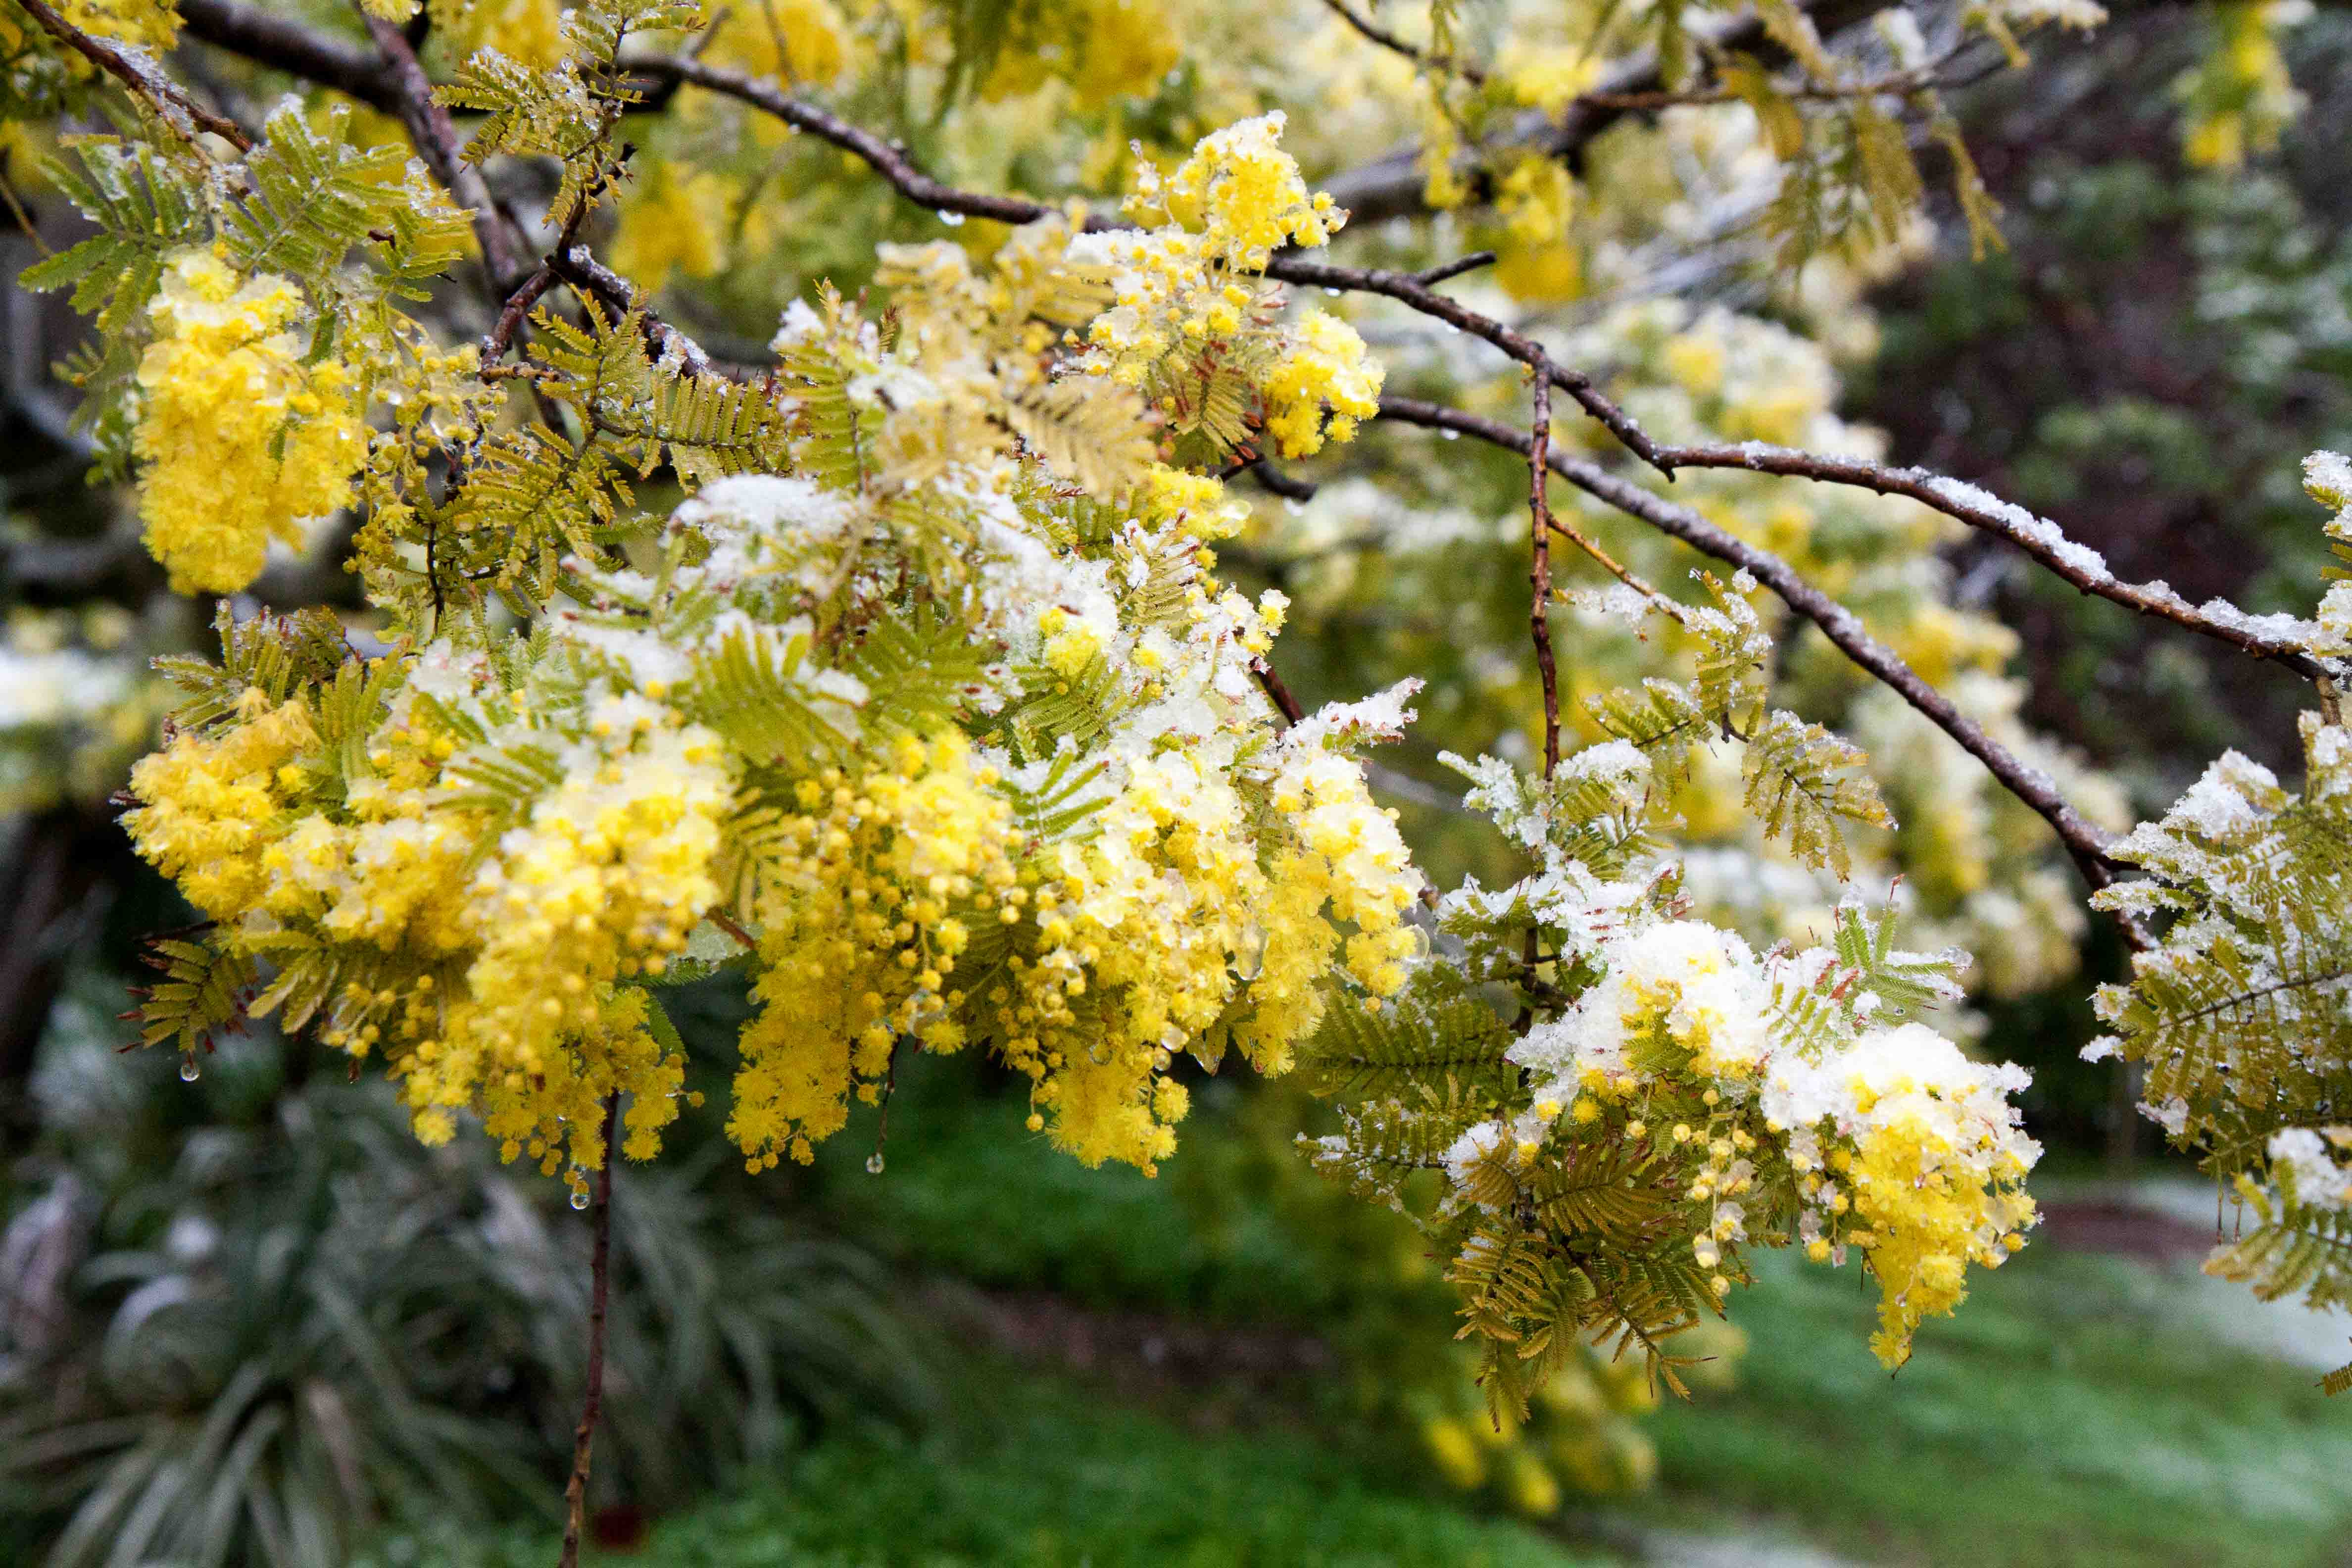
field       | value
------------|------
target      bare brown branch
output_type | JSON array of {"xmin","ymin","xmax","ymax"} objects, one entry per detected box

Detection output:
[
  {"xmin": 12, "ymin": 0, "xmax": 253, "ymax": 149},
  {"xmin": 1377, "ymin": 393, "xmax": 2138, "ymax": 917},
  {"xmin": 558, "ymin": 1090, "xmax": 622, "ymax": 1568},
  {"xmin": 178, "ymin": 0, "xmax": 402, "ymax": 112},
  {"xmin": 1649, "ymin": 440, "xmax": 2336, "ymax": 683}
]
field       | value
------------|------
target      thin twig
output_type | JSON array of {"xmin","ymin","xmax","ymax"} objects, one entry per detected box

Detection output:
[
  {"xmin": 12, "ymin": 0, "xmax": 253, "ymax": 149},
  {"xmin": 1378, "ymin": 393, "xmax": 2140, "ymax": 927},
  {"xmin": 1547, "ymin": 515, "xmax": 1687, "ymax": 626},
  {"xmin": 0, "ymin": 166, "xmax": 49, "ymax": 255},
  {"xmin": 1319, "ymin": 0, "xmax": 1487, "ymax": 84},
  {"xmin": 558, "ymin": 1091, "xmax": 622, "ymax": 1568},
  {"xmin": 1412, "ymin": 249, "xmax": 1496, "ymax": 286},
  {"xmin": 547, "ymin": 245, "xmax": 722, "ymax": 377},
  {"xmin": 1252, "ymin": 660, "xmax": 1306, "ymax": 725},
  {"xmin": 1224, "ymin": 457, "xmax": 1318, "ymax": 502},
  {"xmin": 483, "ymin": 264, "xmax": 558, "ymax": 364},
  {"xmin": 709, "ymin": 910, "xmax": 758, "ymax": 953},
  {"xmin": 1527, "ymin": 365, "xmax": 1561, "ymax": 779}
]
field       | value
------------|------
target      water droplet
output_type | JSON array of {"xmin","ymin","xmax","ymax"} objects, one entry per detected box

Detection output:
[
  {"xmin": 1440, "ymin": 430, "xmax": 1460, "ymax": 441},
  {"xmin": 865, "ymin": 1152, "xmax": 886, "ymax": 1175},
  {"xmin": 179, "ymin": 1058, "xmax": 201, "ymax": 1082},
  {"xmin": 1323, "ymin": 288, "xmax": 1341, "ymax": 297},
  {"xmin": 1283, "ymin": 499, "xmax": 1305, "ymax": 516},
  {"xmin": 569, "ymin": 1189, "xmax": 591, "ymax": 1210},
  {"xmin": 937, "ymin": 210, "xmax": 966, "ymax": 227}
]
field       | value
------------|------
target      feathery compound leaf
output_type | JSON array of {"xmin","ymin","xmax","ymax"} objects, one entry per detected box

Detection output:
[
  {"xmin": 991, "ymin": 655, "xmax": 1125, "ymax": 764},
  {"xmin": 1739, "ymin": 709, "xmax": 1890, "ymax": 878},
  {"xmin": 1587, "ymin": 677, "xmax": 1710, "ymax": 779},
  {"xmin": 128, "ymin": 936, "xmax": 256, "ymax": 1055},
  {"xmin": 1295, "ymin": 985, "xmax": 1515, "ymax": 1101},
  {"xmin": 223, "ymin": 103, "xmax": 420, "ymax": 286},
  {"xmin": 839, "ymin": 602, "xmax": 992, "ymax": 737},
  {"xmin": 1528, "ymin": 1140, "xmax": 1666, "ymax": 1240},
  {"xmin": 434, "ymin": 0, "xmax": 696, "ymax": 227},
  {"xmin": 21, "ymin": 137, "xmax": 207, "ymax": 334},
  {"xmin": 687, "ymin": 624, "xmax": 858, "ymax": 766},
  {"xmin": 1688, "ymin": 571, "xmax": 1771, "ymax": 734},
  {"xmin": 1303, "ymin": 1084, "xmax": 1494, "ymax": 1209},
  {"xmin": 1825, "ymin": 898, "xmax": 1965, "ymax": 1024},
  {"xmin": 1004, "ymin": 379, "xmax": 1157, "ymax": 500},
  {"xmin": 2207, "ymin": 1186, "xmax": 2352, "ymax": 1315},
  {"xmin": 155, "ymin": 606, "xmax": 352, "ymax": 730}
]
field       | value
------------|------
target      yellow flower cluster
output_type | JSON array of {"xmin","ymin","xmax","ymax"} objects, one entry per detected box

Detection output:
[
  {"xmin": 429, "ymin": 0, "xmax": 565, "ymax": 68},
  {"xmin": 2177, "ymin": 0, "xmax": 2304, "ymax": 168},
  {"xmin": 1243, "ymin": 745, "xmax": 1421, "ymax": 1063},
  {"xmin": 1499, "ymin": 903, "xmax": 2039, "ymax": 1368},
  {"xmin": 1491, "ymin": 153, "xmax": 1581, "ymax": 303},
  {"xmin": 1129, "ymin": 111, "xmax": 1342, "ymax": 270},
  {"xmin": 1260, "ymin": 310, "xmax": 1382, "ymax": 458},
  {"xmin": 448, "ymin": 711, "xmax": 731, "ymax": 1137},
  {"xmin": 133, "ymin": 252, "xmax": 366, "ymax": 595},
  {"xmin": 610, "ymin": 157, "xmax": 732, "ymax": 293},
  {"xmin": 975, "ymin": 0, "xmax": 1177, "ymax": 107},
  {"xmin": 732, "ymin": 731, "xmax": 1020, "ymax": 1165},
  {"xmin": 124, "ymin": 650, "xmax": 735, "ymax": 1194},
  {"xmin": 1085, "ymin": 116, "xmax": 1383, "ymax": 457},
  {"xmin": 705, "ymin": 0, "xmax": 852, "ymax": 86},
  {"xmin": 123, "ymin": 688, "xmax": 317, "ymax": 920},
  {"xmin": 1841, "ymin": 1081, "xmax": 2038, "ymax": 1366}
]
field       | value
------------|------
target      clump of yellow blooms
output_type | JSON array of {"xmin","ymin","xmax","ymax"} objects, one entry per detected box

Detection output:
[
  {"xmin": 973, "ymin": 0, "xmax": 1179, "ymax": 107},
  {"xmin": 704, "ymin": 0, "xmax": 853, "ymax": 87},
  {"xmin": 123, "ymin": 687, "xmax": 319, "ymax": 921},
  {"xmin": 1260, "ymin": 310, "xmax": 1383, "ymax": 457},
  {"xmin": 1084, "ymin": 113, "xmax": 1385, "ymax": 455},
  {"xmin": 2176, "ymin": 0, "xmax": 2305, "ymax": 168},
  {"xmin": 1345, "ymin": 744, "xmax": 2039, "ymax": 1376},
  {"xmin": 610, "ymin": 156, "xmax": 733, "ymax": 292},
  {"xmin": 732, "ymin": 730, "xmax": 1020, "ymax": 1164},
  {"xmin": 132, "ymin": 252, "xmax": 367, "ymax": 595},
  {"xmin": 1488, "ymin": 900, "xmax": 2039, "ymax": 1369},
  {"xmin": 428, "ymin": 0, "xmax": 567, "ymax": 69},
  {"xmin": 120, "ymin": 142, "xmax": 1427, "ymax": 1193}
]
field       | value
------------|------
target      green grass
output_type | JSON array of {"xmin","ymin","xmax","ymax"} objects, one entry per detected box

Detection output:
[
  {"xmin": 385, "ymin": 1373, "xmax": 1611, "ymax": 1568},
  {"xmin": 380, "ymin": 1062, "xmax": 2352, "ymax": 1568},
  {"xmin": 810, "ymin": 1068, "xmax": 2352, "ymax": 1567},
  {"xmin": 806, "ymin": 1066, "xmax": 1339, "ymax": 1322},
  {"xmin": 1639, "ymin": 1245, "xmax": 2352, "ymax": 1568}
]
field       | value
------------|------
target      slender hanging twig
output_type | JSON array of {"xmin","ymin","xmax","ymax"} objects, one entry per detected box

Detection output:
[
  {"xmin": 1527, "ymin": 366, "xmax": 1561, "ymax": 781},
  {"xmin": 558, "ymin": 1091, "xmax": 622, "ymax": 1568}
]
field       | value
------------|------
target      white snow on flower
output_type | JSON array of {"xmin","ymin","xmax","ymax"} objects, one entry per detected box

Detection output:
[{"xmin": 2268, "ymin": 1127, "xmax": 2352, "ymax": 1211}]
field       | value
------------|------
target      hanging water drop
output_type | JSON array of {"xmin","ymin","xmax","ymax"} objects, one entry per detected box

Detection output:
[
  {"xmin": 179, "ymin": 1057, "xmax": 201, "ymax": 1082},
  {"xmin": 1323, "ymin": 288, "xmax": 1341, "ymax": 297},
  {"xmin": 1283, "ymin": 499, "xmax": 1306, "ymax": 516},
  {"xmin": 570, "ymin": 1188, "xmax": 591, "ymax": 1210},
  {"xmin": 1441, "ymin": 429, "xmax": 1460, "ymax": 441},
  {"xmin": 938, "ymin": 209, "xmax": 966, "ymax": 227},
  {"xmin": 865, "ymin": 1152, "xmax": 886, "ymax": 1175}
]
